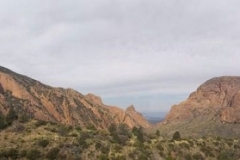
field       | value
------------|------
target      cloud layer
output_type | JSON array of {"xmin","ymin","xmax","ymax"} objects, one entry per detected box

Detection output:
[{"xmin": 1, "ymin": 0, "xmax": 240, "ymax": 112}]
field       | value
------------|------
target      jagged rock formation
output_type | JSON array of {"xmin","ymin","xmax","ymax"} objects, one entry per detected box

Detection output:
[
  {"xmin": 125, "ymin": 105, "xmax": 150, "ymax": 128},
  {"xmin": 0, "ymin": 66, "xmax": 150, "ymax": 129},
  {"xmin": 157, "ymin": 76, "xmax": 240, "ymax": 138}
]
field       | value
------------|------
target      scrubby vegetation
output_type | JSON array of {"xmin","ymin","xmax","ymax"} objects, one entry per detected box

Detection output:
[{"xmin": 0, "ymin": 112, "xmax": 240, "ymax": 160}]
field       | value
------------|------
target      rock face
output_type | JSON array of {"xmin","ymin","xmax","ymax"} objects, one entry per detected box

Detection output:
[
  {"xmin": 126, "ymin": 105, "xmax": 151, "ymax": 128},
  {"xmin": 157, "ymin": 76, "xmax": 240, "ymax": 138},
  {"xmin": 0, "ymin": 66, "xmax": 150, "ymax": 129}
]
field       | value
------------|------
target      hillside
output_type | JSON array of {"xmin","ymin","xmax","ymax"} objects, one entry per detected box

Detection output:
[
  {"xmin": 0, "ymin": 66, "xmax": 150, "ymax": 129},
  {"xmin": 157, "ymin": 76, "xmax": 240, "ymax": 138},
  {"xmin": 0, "ymin": 119, "xmax": 240, "ymax": 160}
]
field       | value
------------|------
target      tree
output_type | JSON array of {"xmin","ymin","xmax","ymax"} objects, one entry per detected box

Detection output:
[
  {"xmin": 0, "ymin": 113, "xmax": 6, "ymax": 129},
  {"xmin": 6, "ymin": 107, "xmax": 18, "ymax": 126},
  {"xmin": 132, "ymin": 127, "xmax": 144, "ymax": 143},
  {"xmin": 172, "ymin": 131, "xmax": 181, "ymax": 140},
  {"xmin": 108, "ymin": 123, "xmax": 117, "ymax": 134}
]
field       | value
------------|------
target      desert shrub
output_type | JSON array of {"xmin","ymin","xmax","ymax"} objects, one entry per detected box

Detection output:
[
  {"xmin": 156, "ymin": 129, "xmax": 160, "ymax": 136},
  {"xmin": 227, "ymin": 141, "xmax": 233, "ymax": 146},
  {"xmin": 184, "ymin": 154, "xmax": 192, "ymax": 160},
  {"xmin": 138, "ymin": 153, "xmax": 148, "ymax": 160},
  {"xmin": 113, "ymin": 144, "xmax": 122, "ymax": 152},
  {"xmin": 109, "ymin": 123, "xmax": 117, "ymax": 133},
  {"xmin": 165, "ymin": 156, "xmax": 175, "ymax": 160},
  {"xmin": 188, "ymin": 140, "xmax": 194, "ymax": 147},
  {"xmin": 35, "ymin": 120, "xmax": 47, "ymax": 127},
  {"xmin": 19, "ymin": 113, "xmax": 30, "ymax": 123},
  {"xmin": 11, "ymin": 122, "xmax": 25, "ymax": 132},
  {"xmin": 118, "ymin": 134, "xmax": 130, "ymax": 145},
  {"xmin": 118, "ymin": 124, "xmax": 130, "ymax": 137},
  {"xmin": 133, "ymin": 140, "xmax": 144, "ymax": 148},
  {"xmin": 132, "ymin": 127, "xmax": 144, "ymax": 143},
  {"xmin": 38, "ymin": 139, "xmax": 49, "ymax": 148},
  {"xmin": 99, "ymin": 154, "xmax": 109, "ymax": 160},
  {"xmin": 172, "ymin": 131, "xmax": 181, "ymax": 140},
  {"xmin": 6, "ymin": 107, "xmax": 18, "ymax": 125},
  {"xmin": 0, "ymin": 114, "xmax": 6, "ymax": 129},
  {"xmin": 180, "ymin": 142, "xmax": 190, "ymax": 149},
  {"xmin": 156, "ymin": 144, "xmax": 164, "ymax": 151},
  {"xmin": 234, "ymin": 144, "xmax": 240, "ymax": 149},
  {"xmin": 101, "ymin": 145, "xmax": 110, "ymax": 154},
  {"xmin": 1, "ymin": 148, "xmax": 19, "ymax": 160},
  {"xmin": 192, "ymin": 153, "xmax": 204, "ymax": 160},
  {"xmin": 57, "ymin": 125, "xmax": 70, "ymax": 136},
  {"xmin": 217, "ymin": 150, "xmax": 235, "ymax": 160},
  {"xmin": 46, "ymin": 147, "xmax": 60, "ymax": 160},
  {"xmin": 200, "ymin": 146, "xmax": 214, "ymax": 157},
  {"xmin": 75, "ymin": 126, "xmax": 82, "ymax": 131},
  {"xmin": 111, "ymin": 155, "xmax": 126, "ymax": 160},
  {"xmin": 86, "ymin": 123, "xmax": 96, "ymax": 131},
  {"xmin": 19, "ymin": 149, "xmax": 27, "ymax": 158},
  {"xmin": 27, "ymin": 149, "xmax": 41, "ymax": 160},
  {"xmin": 95, "ymin": 142, "xmax": 102, "ymax": 149},
  {"xmin": 78, "ymin": 138, "xmax": 88, "ymax": 148}
]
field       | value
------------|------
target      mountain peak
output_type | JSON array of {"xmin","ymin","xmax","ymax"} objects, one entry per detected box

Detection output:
[
  {"xmin": 158, "ymin": 76, "xmax": 240, "ymax": 137},
  {"xmin": 0, "ymin": 66, "xmax": 149, "ymax": 129},
  {"xmin": 126, "ymin": 105, "xmax": 135, "ymax": 112}
]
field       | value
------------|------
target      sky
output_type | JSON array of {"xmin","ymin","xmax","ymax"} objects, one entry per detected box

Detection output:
[{"xmin": 0, "ymin": 0, "xmax": 240, "ymax": 113}]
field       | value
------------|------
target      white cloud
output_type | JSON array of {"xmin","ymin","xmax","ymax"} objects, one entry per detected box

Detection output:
[{"xmin": 0, "ymin": 0, "xmax": 240, "ymax": 112}]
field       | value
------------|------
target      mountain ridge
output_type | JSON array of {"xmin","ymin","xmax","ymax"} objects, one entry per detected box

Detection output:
[
  {"xmin": 0, "ymin": 66, "xmax": 150, "ymax": 129},
  {"xmin": 156, "ymin": 76, "xmax": 240, "ymax": 138}
]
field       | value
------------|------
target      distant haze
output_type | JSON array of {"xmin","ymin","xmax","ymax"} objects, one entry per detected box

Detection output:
[{"xmin": 1, "ymin": 0, "xmax": 240, "ymax": 112}]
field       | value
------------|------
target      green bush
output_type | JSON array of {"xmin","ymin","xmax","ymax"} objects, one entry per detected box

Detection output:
[
  {"xmin": 156, "ymin": 144, "xmax": 164, "ymax": 151},
  {"xmin": 192, "ymin": 153, "xmax": 204, "ymax": 160},
  {"xmin": 6, "ymin": 107, "xmax": 18, "ymax": 125},
  {"xmin": 86, "ymin": 123, "xmax": 96, "ymax": 131},
  {"xmin": 184, "ymin": 154, "xmax": 192, "ymax": 160},
  {"xmin": 172, "ymin": 131, "xmax": 181, "ymax": 140},
  {"xmin": 27, "ymin": 149, "xmax": 41, "ymax": 160},
  {"xmin": 0, "ymin": 113, "xmax": 6, "ymax": 129},
  {"xmin": 46, "ymin": 147, "xmax": 60, "ymax": 160},
  {"xmin": 35, "ymin": 120, "xmax": 47, "ymax": 127},
  {"xmin": 19, "ymin": 113, "xmax": 30, "ymax": 123},
  {"xmin": 19, "ymin": 150, "xmax": 27, "ymax": 158},
  {"xmin": 38, "ymin": 139, "xmax": 49, "ymax": 148},
  {"xmin": 0, "ymin": 148, "xmax": 19, "ymax": 160},
  {"xmin": 101, "ymin": 145, "xmax": 110, "ymax": 154},
  {"xmin": 217, "ymin": 150, "xmax": 235, "ymax": 160},
  {"xmin": 99, "ymin": 154, "xmax": 109, "ymax": 160},
  {"xmin": 138, "ymin": 153, "xmax": 148, "ymax": 160},
  {"xmin": 132, "ymin": 127, "xmax": 144, "ymax": 143},
  {"xmin": 95, "ymin": 142, "xmax": 102, "ymax": 149}
]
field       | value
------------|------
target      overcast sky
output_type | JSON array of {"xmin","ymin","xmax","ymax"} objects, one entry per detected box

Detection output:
[{"xmin": 1, "ymin": 0, "xmax": 240, "ymax": 113}]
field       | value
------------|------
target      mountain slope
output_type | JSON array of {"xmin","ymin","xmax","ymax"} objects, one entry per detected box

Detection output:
[
  {"xmin": 0, "ymin": 66, "xmax": 150, "ymax": 129},
  {"xmin": 157, "ymin": 76, "xmax": 240, "ymax": 138}
]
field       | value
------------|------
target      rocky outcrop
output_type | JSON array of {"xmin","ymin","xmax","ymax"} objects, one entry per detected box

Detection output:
[
  {"xmin": 0, "ymin": 66, "xmax": 150, "ymax": 129},
  {"xmin": 126, "ymin": 105, "xmax": 151, "ymax": 128},
  {"xmin": 157, "ymin": 76, "xmax": 240, "ymax": 138}
]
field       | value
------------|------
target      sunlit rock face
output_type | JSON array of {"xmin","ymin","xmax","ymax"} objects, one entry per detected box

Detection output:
[
  {"xmin": 157, "ymin": 76, "xmax": 240, "ymax": 138},
  {"xmin": 0, "ymin": 66, "xmax": 150, "ymax": 129}
]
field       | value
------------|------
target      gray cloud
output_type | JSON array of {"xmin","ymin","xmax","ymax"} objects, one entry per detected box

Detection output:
[{"xmin": 1, "ymin": 0, "xmax": 240, "ymax": 112}]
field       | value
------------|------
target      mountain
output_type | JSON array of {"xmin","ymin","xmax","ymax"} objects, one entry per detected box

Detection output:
[
  {"xmin": 157, "ymin": 76, "xmax": 240, "ymax": 138},
  {"xmin": 0, "ymin": 66, "xmax": 150, "ymax": 129}
]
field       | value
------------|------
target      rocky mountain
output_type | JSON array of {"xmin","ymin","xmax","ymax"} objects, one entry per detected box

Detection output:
[
  {"xmin": 0, "ymin": 66, "xmax": 150, "ymax": 129},
  {"xmin": 157, "ymin": 76, "xmax": 240, "ymax": 138}
]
